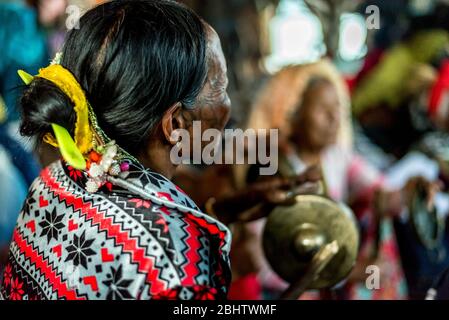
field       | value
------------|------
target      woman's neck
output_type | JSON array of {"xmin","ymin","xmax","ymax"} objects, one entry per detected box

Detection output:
[
  {"xmin": 138, "ymin": 140, "xmax": 177, "ymax": 180},
  {"xmin": 291, "ymin": 138, "xmax": 323, "ymax": 166},
  {"xmin": 297, "ymin": 148, "xmax": 321, "ymax": 166}
]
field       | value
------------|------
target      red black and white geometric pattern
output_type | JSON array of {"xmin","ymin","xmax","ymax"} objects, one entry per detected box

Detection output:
[{"xmin": 0, "ymin": 160, "xmax": 231, "ymax": 300}]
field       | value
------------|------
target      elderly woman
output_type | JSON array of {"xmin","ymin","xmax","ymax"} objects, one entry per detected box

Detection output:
[
  {"xmin": 1, "ymin": 0, "xmax": 320, "ymax": 300},
  {"xmin": 240, "ymin": 59, "xmax": 427, "ymax": 300},
  {"xmin": 1, "ymin": 0, "xmax": 242, "ymax": 300}
]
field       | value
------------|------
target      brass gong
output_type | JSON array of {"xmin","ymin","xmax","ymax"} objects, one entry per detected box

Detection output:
[{"xmin": 263, "ymin": 195, "xmax": 359, "ymax": 290}]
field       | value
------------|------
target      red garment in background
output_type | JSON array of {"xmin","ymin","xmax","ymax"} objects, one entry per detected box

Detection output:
[{"xmin": 228, "ymin": 273, "xmax": 262, "ymax": 300}]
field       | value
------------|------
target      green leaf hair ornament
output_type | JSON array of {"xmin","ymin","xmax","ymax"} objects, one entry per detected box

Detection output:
[{"xmin": 51, "ymin": 123, "xmax": 87, "ymax": 170}]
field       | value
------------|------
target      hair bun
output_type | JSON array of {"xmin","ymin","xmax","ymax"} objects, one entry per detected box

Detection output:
[{"xmin": 20, "ymin": 77, "xmax": 76, "ymax": 141}]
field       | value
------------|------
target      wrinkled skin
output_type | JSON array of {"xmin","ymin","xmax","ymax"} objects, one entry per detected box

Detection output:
[{"xmin": 140, "ymin": 26, "xmax": 231, "ymax": 179}]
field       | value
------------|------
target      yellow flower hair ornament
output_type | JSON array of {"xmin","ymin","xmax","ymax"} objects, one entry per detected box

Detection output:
[
  {"xmin": 18, "ymin": 65, "xmax": 93, "ymax": 170},
  {"xmin": 18, "ymin": 60, "xmax": 139, "ymax": 193}
]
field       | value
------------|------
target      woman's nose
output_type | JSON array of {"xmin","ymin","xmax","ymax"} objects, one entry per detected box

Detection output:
[{"xmin": 327, "ymin": 110, "xmax": 339, "ymax": 123}]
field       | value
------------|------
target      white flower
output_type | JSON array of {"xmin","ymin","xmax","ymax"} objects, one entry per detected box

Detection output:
[
  {"xmin": 108, "ymin": 163, "xmax": 121, "ymax": 176},
  {"xmin": 89, "ymin": 163, "xmax": 103, "ymax": 178},
  {"xmin": 50, "ymin": 52, "xmax": 63, "ymax": 65},
  {"xmin": 86, "ymin": 179, "xmax": 99, "ymax": 193}
]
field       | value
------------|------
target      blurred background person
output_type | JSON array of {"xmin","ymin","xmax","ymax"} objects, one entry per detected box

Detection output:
[
  {"xmin": 0, "ymin": 95, "xmax": 28, "ymax": 274},
  {"xmin": 0, "ymin": 0, "xmax": 67, "ymax": 124},
  {"xmin": 240, "ymin": 59, "xmax": 433, "ymax": 300},
  {"xmin": 0, "ymin": 0, "xmax": 68, "ymax": 273}
]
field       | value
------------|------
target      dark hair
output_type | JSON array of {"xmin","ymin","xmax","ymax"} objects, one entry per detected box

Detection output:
[{"xmin": 21, "ymin": 0, "xmax": 208, "ymax": 156}]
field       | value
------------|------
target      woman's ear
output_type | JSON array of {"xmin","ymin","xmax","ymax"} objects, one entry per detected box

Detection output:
[{"xmin": 161, "ymin": 102, "xmax": 185, "ymax": 145}]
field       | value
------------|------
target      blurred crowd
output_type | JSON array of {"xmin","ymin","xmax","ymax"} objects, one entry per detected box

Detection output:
[{"xmin": 1, "ymin": 0, "xmax": 449, "ymax": 300}]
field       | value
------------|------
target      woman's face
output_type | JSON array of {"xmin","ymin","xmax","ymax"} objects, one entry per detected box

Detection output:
[{"xmin": 292, "ymin": 81, "xmax": 340, "ymax": 151}]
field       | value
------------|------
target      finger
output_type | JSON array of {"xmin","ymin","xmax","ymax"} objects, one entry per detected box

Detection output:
[
  {"xmin": 238, "ymin": 208, "xmax": 268, "ymax": 222},
  {"xmin": 266, "ymin": 183, "xmax": 320, "ymax": 205},
  {"xmin": 237, "ymin": 203, "xmax": 269, "ymax": 222},
  {"xmin": 252, "ymin": 176, "xmax": 287, "ymax": 191},
  {"xmin": 292, "ymin": 165, "xmax": 322, "ymax": 186},
  {"xmin": 265, "ymin": 190, "xmax": 291, "ymax": 204},
  {"xmin": 426, "ymin": 182, "xmax": 441, "ymax": 210},
  {"xmin": 291, "ymin": 182, "xmax": 321, "ymax": 195}
]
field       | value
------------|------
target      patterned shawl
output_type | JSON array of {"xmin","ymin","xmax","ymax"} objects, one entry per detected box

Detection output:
[{"xmin": 0, "ymin": 159, "xmax": 231, "ymax": 300}]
